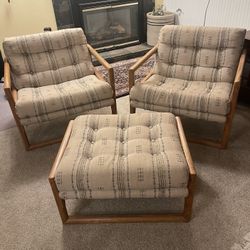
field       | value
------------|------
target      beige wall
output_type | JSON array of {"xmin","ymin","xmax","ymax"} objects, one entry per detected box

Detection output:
[{"xmin": 0, "ymin": 0, "xmax": 57, "ymax": 55}]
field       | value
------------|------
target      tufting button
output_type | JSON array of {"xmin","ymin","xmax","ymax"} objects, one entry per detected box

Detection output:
[
  {"xmin": 91, "ymin": 141, "xmax": 94, "ymax": 144},
  {"xmin": 30, "ymin": 71, "xmax": 34, "ymax": 75}
]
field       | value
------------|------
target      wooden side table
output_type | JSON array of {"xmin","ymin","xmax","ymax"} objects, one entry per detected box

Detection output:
[{"xmin": 239, "ymin": 30, "xmax": 250, "ymax": 104}]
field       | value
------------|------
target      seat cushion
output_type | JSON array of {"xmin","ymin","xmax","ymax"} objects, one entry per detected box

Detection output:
[
  {"xmin": 16, "ymin": 75, "xmax": 114, "ymax": 125},
  {"xmin": 130, "ymin": 74, "xmax": 232, "ymax": 122},
  {"xmin": 55, "ymin": 113, "xmax": 189, "ymax": 199}
]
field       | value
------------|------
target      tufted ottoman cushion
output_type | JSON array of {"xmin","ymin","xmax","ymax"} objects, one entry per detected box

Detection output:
[{"xmin": 55, "ymin": 113, "xmax": 190, "ymax": 200}]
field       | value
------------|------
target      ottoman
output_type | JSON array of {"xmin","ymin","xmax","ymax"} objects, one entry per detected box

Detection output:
[{"xmin": 49, "ymin": 113, "xmax": 196, "ymax": 224}]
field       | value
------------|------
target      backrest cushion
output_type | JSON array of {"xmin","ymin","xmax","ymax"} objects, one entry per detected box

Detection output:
[
  {"xmin": 3, "ymin": 28, "xmax": 95, "ymax": 89},
  {"xmin": 154, "ymin": 25, "xmax": 246, "ymax": 83}
]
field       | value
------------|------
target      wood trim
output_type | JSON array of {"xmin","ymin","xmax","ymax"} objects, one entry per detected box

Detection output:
[
  {"xmin": 48, "ymin": 121, "xmax": 73, "ymax": 223},
  {"xmin": 87, "ymin": 44, "xmax": 111, "ymax": 70},
  {"xmin": 88, "ymin": 43, "xmax": 117, "ymax": 114},
  {"xmin": 141, "ymin": 71, "xmax": 154, "ymax": 84},
  {"xmin": 94, "ymin": 68, "xmax": 105, "ymax": 81},
  {"xmin": 234, "ymin": 49, "xmax": 247, "ymax": 84},
  {"xmin": 188, "ymin": 137, "xmax": 223, "ymax": 149},
  {"xmin": 129, "ymin": 45, "xmax": 157, "ymax": 90},
  {"xmin": 129, "ymin": 45, "xmax": 158, "ymax": 72},
  {"xmin": 176, "ymin": 117, "xmax": 196, "ymax": 176},
  {"xmin": 3, "ymin": 59, "xmax": 11, "ymax": 90},
  {"xmin": 49, "ymin": 120, "xmax": 73, "ymax": 179},
  {"xmin": 176, "ymin": 116, "xmax": 196, "ymax": 221},
  {"xmin": 65, "ymin": 214, "xmax": 186, "ymax": 224}
]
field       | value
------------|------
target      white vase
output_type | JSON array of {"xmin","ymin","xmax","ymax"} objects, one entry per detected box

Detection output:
[{"xmin": 147, "ymin": 12, "xmax": 176, "ymax": 46}]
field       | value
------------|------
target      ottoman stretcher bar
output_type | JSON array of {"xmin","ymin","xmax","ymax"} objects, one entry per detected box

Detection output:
[{"xmin": 49, "ymin": 113, "xmax": 196, "ymax": 224}]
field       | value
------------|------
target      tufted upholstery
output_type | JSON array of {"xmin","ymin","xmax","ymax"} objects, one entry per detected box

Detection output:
[
  {"xmin": 130, "ymin": 25, "xmax": 246, "ymax": 122},
  {"xmin": 154, "ymin": 25, "xmax": 245, "ymax": 83},
  {"xmin": 130, "ymin": 74, "xmax": 232, "ymax": 122},
  {"xmin": 55, "ymin": 113, "xmax": 189, "ymax": 199},
  {"xmin": 16, "ymin": 75, "xmax": 114, "ymax": 125},
  {"xmin": 3, "ymin": 28, "xmax": 94, "ymax": 89},
  {"xmin": 3, "ymin": 28, "xmax": 116, "ymax": 127}
]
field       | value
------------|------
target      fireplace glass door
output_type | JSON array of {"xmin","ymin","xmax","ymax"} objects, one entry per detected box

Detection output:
[{"xmin": 82, "ymin": 2, "xmax": 139, "ymax": 49}]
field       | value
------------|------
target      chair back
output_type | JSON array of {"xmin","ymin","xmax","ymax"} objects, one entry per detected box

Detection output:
[
  {"xmin": 154, "ymin": 25, "xmax": 246, "ymax": 83},
  {"xmin": 3, "ymin": 28, "xmax": 94, "ymax": 89}
]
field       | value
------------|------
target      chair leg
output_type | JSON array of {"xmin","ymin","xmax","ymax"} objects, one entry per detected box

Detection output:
[
  {"xmin": 220, "ymin": 116, "xmax": 234, "ymax": 149},
  {"xmin": 17, "ymin": 123, "xmax": 31, "ymax": 150},
  {"xmin": 111, "ymin": 103, "xmax": 117, "ymax": 114},
  {"xmin": 130, "ymin": 105, "xmax": 136, "ymax": 114}
]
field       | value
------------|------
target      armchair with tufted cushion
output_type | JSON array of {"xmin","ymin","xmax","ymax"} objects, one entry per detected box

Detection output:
[
  {"xmin": 129, "ymin": 25, "xmax": 246, "ymax": 148},
  {"xmin": 3, "ymin": 28, "xmax": 117, "ymax": 150}
]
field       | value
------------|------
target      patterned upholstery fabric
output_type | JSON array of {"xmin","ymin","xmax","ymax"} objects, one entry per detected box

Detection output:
[
  {"xmin": 3, "ymin": 28, "xmax": 94, "ymax": 89},
  {"xmin": 55, "ymin": 113, "xmax": 189, "ymax": 200},
  {"xmin": 130, "ymin": 74, "xmax": 232, "ymax": 122},
  {"xmin": 16, "ymin": 75, "xmax": 114, "ymax": 125},
  {"xmin": 130, "ymin": 25, "xmax": 246, "ymax": 122},
  {"xmin": 3, "ymin": 28, "xmax": 115, "ymax": 125},
  {"xmin": 154, "ymin": 25, "xmax": 245, "ymax": 83}
]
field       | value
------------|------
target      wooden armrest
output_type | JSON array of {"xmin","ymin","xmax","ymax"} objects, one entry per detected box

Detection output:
[
  {"xmin": 87, "ymin": 44, "xmax": 115, "ymax": 93},
  {"xmin": 49, "ymin": 120, "xmax": 73, "ymax": 179},
  {"xmin": 4, "ymin": 59, "xmax": 11, "ymax": 90},
  {"xmin": 176, "ymin": 116, "xmax": 196, "ymax": 177},
  {"xmin": 4, "ymin": 59, "xmax": 17, "ymax": 105},
  {"xmin": 129, "ymin": 45, "xmax": 158, "ymax": 90},
  {"xmin": 87, "ymin": 44, "xmax": 111, "ymax": 70},
  {"xmin": 234, "ymin": 49, "xmax": 247, "ymax": 84},
  {"xmin": 129, "ymin": 45, "xmax": 158, "ymax": 72},
  {"xmin": 229, "ymin": 49, "xmax": 247, "ymax": 101}
]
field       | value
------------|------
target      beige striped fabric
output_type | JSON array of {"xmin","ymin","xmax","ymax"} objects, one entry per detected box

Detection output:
[
  {"xmin": 154, "ymin": 25, "xmax": 245, "ymax": 83},
  {"xmin": 130, "ymin": 74, "xmax": 231, "ymax": 122},
  {"xmin": 3, "ymin": 28, "xmax": 115, "ymax": 125},
  {"xmin": 55, "ymin": 113, "xmax": 189, "ymax": 200},
  {"xmin": 16, "ymin": 75, "xmax": 114, "ymax": 125},
  {"xmin": 130, "ymin": 25, "xmax": 246, "ymax": 122},
  {"xmin": 3, "ymin": 28, "xmax": 94, "ymax": 89}
]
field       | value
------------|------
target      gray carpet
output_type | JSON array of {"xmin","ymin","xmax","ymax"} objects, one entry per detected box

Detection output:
[{"xmin": 1, "ymin": 96, "xmax": 250, "ymax": 250}]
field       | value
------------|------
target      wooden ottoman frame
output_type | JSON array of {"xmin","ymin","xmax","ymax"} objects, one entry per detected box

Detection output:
[{"xmin": 49, "ymin": 116, "xmax": 196, "ymax": 224}]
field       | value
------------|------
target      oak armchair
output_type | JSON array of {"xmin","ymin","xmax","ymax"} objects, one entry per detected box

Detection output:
[
  {"xmin": 3, "ymin": 28, "xmax": 117, "ymax": 150},
  {"xmin": 129, "ymin": 25, "xmax": 246, "ymax": 149}
]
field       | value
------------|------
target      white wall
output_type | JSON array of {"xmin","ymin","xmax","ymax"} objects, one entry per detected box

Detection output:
[
  {"xmin": 0, "ymin": 0, "xmax": 57, "ymax": 55},
  {"xmin": 166, "ymin": 0, "xmax": 250, "ymax": 29}
]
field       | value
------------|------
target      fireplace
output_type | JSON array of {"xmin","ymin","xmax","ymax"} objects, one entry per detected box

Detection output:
[
  {"xmin": 81, "ymin": 2, "xmax": 139, "ymax": 49},
  {"xmin": 52, "ymin": 0, "xmax": 153, "ymax": 50}
]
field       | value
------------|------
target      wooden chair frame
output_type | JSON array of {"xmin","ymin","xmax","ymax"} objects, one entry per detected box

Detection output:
[
  {"xmin": 129, "ymin": 45, "xmax": 247, "ymax": 149},
  {"xmin": 3, "ymin": 44, "xmax": 117, "ymax": 151},
  {"xmin": 48, "ymin": 116, "xmax": 196, "ymax": 224}
]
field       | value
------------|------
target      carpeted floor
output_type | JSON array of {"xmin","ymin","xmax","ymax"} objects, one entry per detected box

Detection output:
[{"xmin": 0, "ymin": 95, "xmax": 250, "ymax": 250}]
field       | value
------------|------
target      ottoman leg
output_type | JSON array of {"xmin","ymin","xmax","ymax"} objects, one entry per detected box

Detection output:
[
  {"xmin": 49, "ymin": 178, "xmax": 69, "ymax": 224},
  {"xmin": 183, "ymin": 174, "xmax": 196, "ymax": 222}
]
